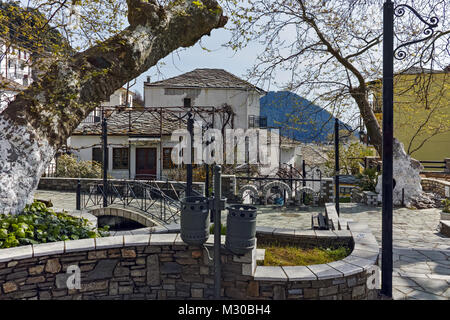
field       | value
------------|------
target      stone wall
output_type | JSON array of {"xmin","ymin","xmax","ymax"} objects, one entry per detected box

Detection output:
[
  {"xmin": 440, "ymin": 221, "xmax": 450, "ymax": 237},
  {"xmin": 0, "ymin": 224, "xmax": 380, "ymax": 300},
  {"xmin": 38, "ymin": 177, "xmax": 205, "ymax": 195},
  {"xmin": 320, "ymin": 178, "xmax": 334, "ymax": 204},
  {"xmin": 421, "ymin": 178, "xmax": 450, "ymax": 198},
  {"xmin": 421, "ymin": 172, "xmax": 450, "ymax": 182}
]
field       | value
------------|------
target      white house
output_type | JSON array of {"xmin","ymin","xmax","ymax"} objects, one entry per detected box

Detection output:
[
  {"xmin": 69, "ymin": 69, "xmax": 302, "ymax": 180},
  {"xmin": 81, "ymin": 87, "xmax": 136, "ymax": 123},
  {"xmin": 0, "ymin": 39, "xmax": 33, "ymax": 112},
  {"xmin": 144, "ymin": 68, "xmax": 265, "ymax": 130}
]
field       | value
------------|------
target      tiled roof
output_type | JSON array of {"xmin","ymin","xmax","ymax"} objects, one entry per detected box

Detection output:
[
  {"xmin": 73, "ymin": 110, "xmax": 186, "ymax": 136},
  {"xmin": 145, "ymin": 68, "xmax": 266, "ymax": 94}
]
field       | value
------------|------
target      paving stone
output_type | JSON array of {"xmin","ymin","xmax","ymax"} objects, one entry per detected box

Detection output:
[
  {"xmin": 95, "ymin": 236, "xmax": 124, "ymax": 249},
  {"xmin": 0, "ymin": 245, "xmax": 33, "ymax": 262},
  {"xmin": 409, "ymin": 278, "xmax": 449, "ymax": 295},
  {"xmin": 307, "ymin": 264, "xmax": 343, "ymax": 280},
  {"xmin": 149, "ymin": 233, "xmax": 177, "ymax": 245},
  {"xmin": 415, "ymin": 249, "xmax": 448, "ymax": 261},
  {"xmin": 407, "ymin": 289, "xmax": 447, "ymax": 300},
  {"xmin": 342, "ymin": 256, "xmax": 374, "ymax": 271},
  {"xmin": 282, "ymin": 266, "xmax": 317, "ymax": 281},
  {"xmin": 273, "ymin": 228, "xmax": 296, "ymax": 236},
  {"xmin": 327, "ymin": 260, "xmax": 363, "ymax": 277},
  {"xmin": 392, "ymin": 276, "xmax": 421, "ymax": 287},
  {"xmin": 33, "ymin": 241, "xmax": 65, "ymax": 257},
  {"xmin": 253, "ymin": 266, "xmax": 287, "ymax": 281},
  {"xmin": 65, "ymin": 238, "xmax": 95, "ymax": 253}
]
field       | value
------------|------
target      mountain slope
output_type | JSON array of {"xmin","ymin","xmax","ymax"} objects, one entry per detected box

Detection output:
[{"xmin": 260, "ymin": 91, "xmax": 351, "ymax": 143}]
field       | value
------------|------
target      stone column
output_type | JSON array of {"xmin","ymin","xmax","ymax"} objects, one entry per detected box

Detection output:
[{"xmin": 444, "ymin": 158, "xmax": 450, "ymax": 173}]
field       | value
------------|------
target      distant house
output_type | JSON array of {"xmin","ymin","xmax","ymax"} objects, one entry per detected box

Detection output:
[
  {"xmin": 81, "ymin": 87, "xmax": 136, "ymax": 123},
  {"xmin": 368, "ymin": 66, "xmax": 450, "ymax": 162},
  {"xmin": 144, "ymin": 68, "xmax": 266, "ymax": 130},
  {"xmin": 70, "ymin": 111, "xmax": 184, "ymax": 179},
  {"xmin": 0, "ymin": 39, "xmax": 33, "ymax": 112},
  {"xmin": 68, "ymin": 69, "xmax": 303, "ymax": 179}
]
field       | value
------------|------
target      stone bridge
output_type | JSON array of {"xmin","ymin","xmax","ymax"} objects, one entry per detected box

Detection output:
[{"xmin": 89, "ymin": 207, "xmax": 162, "ymax": 228}]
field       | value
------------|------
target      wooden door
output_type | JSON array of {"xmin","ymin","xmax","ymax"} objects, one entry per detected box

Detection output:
[{"xmin": 135, "ymin": 148, "xmax": 157, "ymax": 179}]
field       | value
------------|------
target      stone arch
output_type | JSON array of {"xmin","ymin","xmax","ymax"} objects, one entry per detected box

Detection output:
[
  {"xmin": 89, "ymin": 207, "xmax": 160, "ymax": 228},
  {"xmin": 262, "ymin": 181, "xmax": 292, "ymax": 205},
  {"xmin": 238, "ymin": 184, "xmax": 259, "ymax": 203},
  {"xmin": 295, "ymin": 186, "xmax": 319, "ymax": 205}
]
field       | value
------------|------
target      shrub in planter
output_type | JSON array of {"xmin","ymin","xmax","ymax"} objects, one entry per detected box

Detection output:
[
  {"xmin": 441, "ymin": 199, "xmax": 450, "ymax": 220},
  {"xmin": 356, "ymin": 167, "xmax": 380, "ymax": 192},
  {"xmin": 0, "ymin": 201, "xmax": 109, "ymax": 248},
  {"xmin": 56, "ymin": 154, "xmax": 102, "ymax": 178}
]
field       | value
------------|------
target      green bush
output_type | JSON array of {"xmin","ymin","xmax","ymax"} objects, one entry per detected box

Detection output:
[
  {"xmin": 356, "ymin": 167, "xmax": 380, "ymax": 192},
  {"xmin": 325, "ymin": 142, "xmax": 375, "ymax": 175},
  {"xmin": 56, "ymin": 154, "xmax": 102, "ymax": 178},
  {"xmin": 339, "ymin": 197, "xmax": 351, "ymax": 203},
  {"xmin": 442, "ymin": 199, "xmax": 450, "ymax": 213},
  {"xmin": 0, "ymin": 201, "xmax": 109, "ymax": 249}
]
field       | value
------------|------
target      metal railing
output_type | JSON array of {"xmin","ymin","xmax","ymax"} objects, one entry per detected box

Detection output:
[
  {"xmin": 420, "ymin": 160, "xmax": 446, "ymax": 172},
  {"xmin": 81, "ymin": 180, "xmax": 183, "ymax": 224},
  {"xmin": 42, "ymin": 163, "xmax": 57, "ymax": 177}
]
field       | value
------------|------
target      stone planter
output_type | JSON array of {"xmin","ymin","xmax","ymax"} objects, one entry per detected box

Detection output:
[{"xmin": 440, "ymin": 211, "xmax": 450, "ymax": 221}]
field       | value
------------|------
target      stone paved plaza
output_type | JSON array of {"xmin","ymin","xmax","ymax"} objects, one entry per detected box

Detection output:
[{"xmin": 34, "ymin": 190, "xmax": 450, "ymax": 300}]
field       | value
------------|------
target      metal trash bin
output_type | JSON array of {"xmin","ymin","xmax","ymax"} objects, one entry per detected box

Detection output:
[
  {"xmin": 180, "ymin": 196, "xmax": 210, "ymax": 246},
  {"xmin": 225, "ymin": 204, "xmax": 258, "ymax": 255}
]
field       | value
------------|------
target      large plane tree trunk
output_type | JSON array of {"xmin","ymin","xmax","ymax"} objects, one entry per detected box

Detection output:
[
  {"xmin": 0, "ymin": 0, "xmax": 227, "ymax": 214},
  {"xmin": 351, "ymin": 87, "xmax": 434, "ymax": 209}
]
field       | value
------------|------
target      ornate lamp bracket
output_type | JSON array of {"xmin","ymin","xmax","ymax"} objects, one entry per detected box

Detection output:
[{"xmin": 393, "ymin": 4, "xmax": 439, "ymax": 60}]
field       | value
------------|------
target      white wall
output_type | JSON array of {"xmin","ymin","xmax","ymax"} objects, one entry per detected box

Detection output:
[
  {"xmin": 144, "ymin": 87, "xmax": 261, "ymax": 130},
  {"xmin": 0, "ymin": 42, "xmax": 33, "ymax": 87},
  {"xmin": 70, "ymin": 135, "xmax": 179, "ymax": 179},
  {"xmin": 82, "ymin": 89, "xmax": 135, "ymax": 123}
]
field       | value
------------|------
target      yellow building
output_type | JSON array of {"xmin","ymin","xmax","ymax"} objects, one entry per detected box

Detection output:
[{"xmin": 368, "ymin": 66, "xmax": 450, "ymax": 162}]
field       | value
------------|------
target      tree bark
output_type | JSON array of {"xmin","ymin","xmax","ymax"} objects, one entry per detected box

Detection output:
[{"xmin": 0, "ymin": 0, "xmax": 227, "ymax": 214}]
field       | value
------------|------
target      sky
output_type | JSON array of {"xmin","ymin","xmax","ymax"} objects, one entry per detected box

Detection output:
[{"xmin": 132, "ymin": 27, "xmax": 278, "ymax": 97}]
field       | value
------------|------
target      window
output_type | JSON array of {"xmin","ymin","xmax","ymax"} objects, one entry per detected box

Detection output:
[
  {"xmin": 113, "ymin": 148, "xmax": 129, "ymax": 169},
  {"xmin": 259, "ymin": 116, "xmax": 267, "ymax": 128},
  {"xmin": 92, "ymin": 147, "xmax": 105, "ymax": 164},
  {"xmin": 248, "ymin": 115, "xmax": 267, "ymax": 128},
  {"xmin": 248, "ymin": 115, "xmax": 256, "ymax": 128},
  {"xmin": 163, "ymin": 148, "xmax": 175, "ymax": 169}
]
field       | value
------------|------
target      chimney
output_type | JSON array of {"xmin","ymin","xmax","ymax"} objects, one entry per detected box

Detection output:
[{"xmin": 146, "ymin": 76, "xmax": 151, "ymax": 83}]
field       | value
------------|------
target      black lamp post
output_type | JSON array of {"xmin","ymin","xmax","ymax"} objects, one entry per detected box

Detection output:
[
  {"xmin": 381, "ymin": 0, "xmax": 439, "ymax": 298},
  {"xmin": 185, "ymin": 98, "xmax": 193, "ymax": 198},
  {"xmin": 381, "ymin": 0, "xmax": 394, "ymax": 298},
  {"xmin": 334, "ymin": 118, "xmax": 340, "ymax": 216},
  {"xmin": 102, "ymin": 115, "xmax": 108, "ymax": 208}
]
